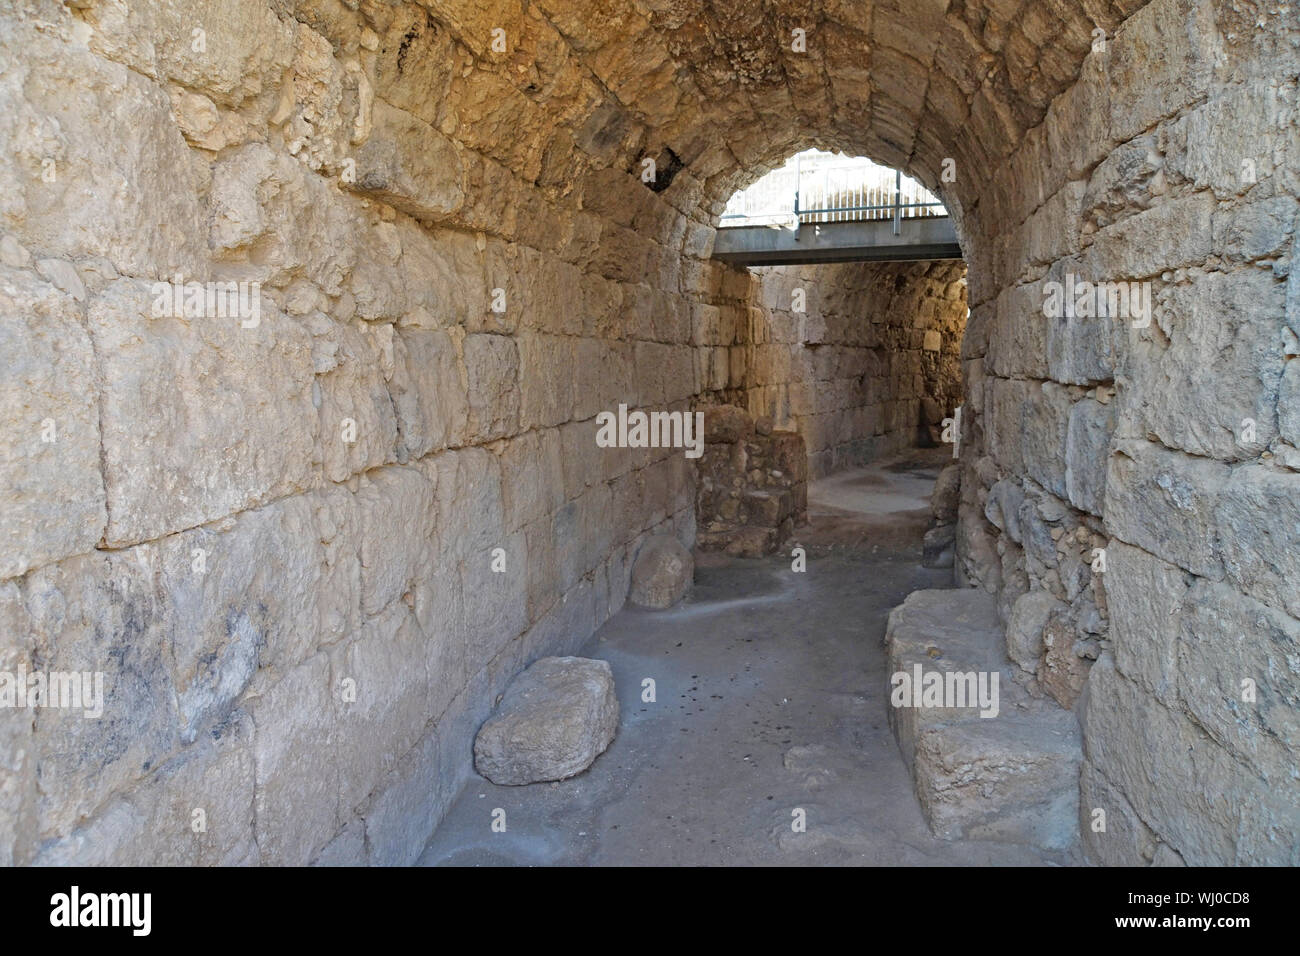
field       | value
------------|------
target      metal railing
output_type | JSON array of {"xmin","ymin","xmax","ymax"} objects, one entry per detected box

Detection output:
[{"xmin": 720, "ymin": 154, "xmax": 947, "ymax": 235}]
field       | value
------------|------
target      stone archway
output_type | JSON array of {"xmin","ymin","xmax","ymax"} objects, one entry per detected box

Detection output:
[{"xmin": 0, "ymin": 0, "xmax": 1294, "ymax": 866}]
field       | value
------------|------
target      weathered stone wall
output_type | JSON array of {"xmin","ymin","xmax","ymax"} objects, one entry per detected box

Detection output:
[
  {"xmin": 1, "ymin": 0, "xmax": 1295, "ymax": 867},
  {"xmin": 0, "ymin": 0, "xmax": 726, "ymax": 865},
  {"xmin": 735, "ymin": 261, "xmax": 967, "ymax": 477},
  {"xmin": 954, "ymin": 0, "xmax": 1300, "ymax": 864}
]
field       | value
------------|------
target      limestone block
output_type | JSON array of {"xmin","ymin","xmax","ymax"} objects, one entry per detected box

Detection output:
[
  {"xmin": 356, "ymin": 467, "xmax": 436, "ymax": 620},
  {"xmin": 208, "ymin": 144, "xmax": 357, "ymax": 293},
  {"xmin": 1079, "ymin": 759, "xmax": 1156, "ymax": 866},
  {"xmin": 1083, "ymin": 192, "xmax": 1214, "ymax": 280},
  {"xmin": 573, "ymin": 338, "xmax": 630, "ymax": 421},
  {"xmin": 463, "ymin": 332, "xmax": 520, "ymax": 440},
  {"xmin": 1103, "ymin": 438, "xmax": 1228, "ymax": 579},
  {"xmin": 1083, "ymin": 654, "xmax": 1275, "ymax": 865},
  {"xmin": 1166, "ymin": 84, "xmax": 1294, "ymax": 199},
  {"xmin": 921, "ymin": 523, "xmax": 956, "ymax": 568},
  {"xmin": 350, "ymin": 100, "xmax": 465, "ymax": 222},
  {"xmin": 1108, "ymin": 0, "xmax": 1216, "ymax": 143},
  {"xmin": 1178, "ymin": 579, "xmax": 1300, "ymax": 781},
  {"xmin": 371, "ymin": 6, "xmax": 457, "ymax": 128},
  {"xmin": 398, "ymin": 225, "xmax": 486, "ymax": 326},
  {"xmin": 1105, "ymin": 540, "xmax": 1188, "ymax": 697},
  {"xmin": 0, "ymin": 28, "xmax": 207, "ymax": 276},
  {"xmin": 33, "ymin": 711, "xmax": 257, "ymax": 866},
  {"xmin": 349, "ymin": 222, "xmax": 407, "ymax": 321},
  {"xmin": 309, "ymin": 485, "xmax": 364, "ymax": 648},
  {"xmin": 316, "ymin": 321, "xmax": 399, "ymax": 482},
  {"xmin": 702, "ymin": 404, "xmax": 754, "ymax": 444},
  {"xmin": 498, "ymin": 430, "xmax": 566, "ymax": 533},
  {"xmin": 1021, "ymin": 381, "xmax": 1072, "ymax": 500},
  {"xmin": 1065, "ymin": 396, "xmax": 1115, "ymax": 515},
  {"xmin": 333, "ymin": 604, "xmax": 433, "ymax": 816},
  {"xmin": 517, "ymin": 333, "xmax": 575, "ymax": 429},
  {"xmin": 980, "ymin": 477, "xmax": 1018, "ymax": 543},
  {"xmin": 25, "ymin": 550, "xmax": 180, "ymax": 841},
  {"xmin": 362, "ymin": 730, "xmax": 445, "ymax": 866},
  {"xmin": 80, "ymin": 0, "xmax": 297, "ymax": 109},
  {"xmin": 1213, "ymin": 195, "xmax": 1297, "ymax": 265},
  {"xmin": 558, "ymin": 418, "xmax": 604, "ymax": 500},
  {"xmin": 473, "ymin": 656, "xmax": 618, "ymax": 786},
  {"xmin": 884, "ymin": 589, "xmax": 1081, "ymax": 850},
  {"xmin": 89, "ymin": 279, "xmax": 315, "ymax": 545},
  {"xmin": 431, "ymin": 447, "xmax": 505, "ymax": 564},
  {"xmin": 1080, "ymin": 134, "xmax": 1165, "ymax": 232},
  {"xmin": 1215, "ymin": 464, "xmax": 1300, "ymax": 619},
  {"xmin": 1039, "ymin": 609, "xmax": 1093, "ymax": 708},
  {"xmin": 311, "ymin": 815, "xmax": 367, "ymax": 867},
  {"xmin": 629, "ymin": 534, "xmax": 693, "ymax": 609},
  {"xmin": 0, "ymin": 267, "xmax": 105, "ymax": 577},
  {"xmin": 1006, "ymin": 589, "xmax": 1064, "ymax": 675},
  {"xmin": 1280, "ymin": 359, "xmax": 1300, "ymax": 447},
  {"xmin": 248, "ymin": 653, "xmax": 340, "ymax": 866},
  {"xmin": 1127, "ymin": 269, "xmax": 1287, "ymax": 460},
  {"xmin": 0, "ymin": 581, "xmax": 35, "ymax": 866},
  {"xmin": 1041, "ymin": 273, "xmax": 1123, "ymax": 387},
  {"xmin": 158, "ymin": 496, "xmax": 324, "ymax": 742},
  {"xmin": 461, "ymin": 529, "xmax": 530, "ymax": 676},
  {"xmin": 390, "ymin": 328, "xmax": 470, "ymax": 458},
  {"xmin": 280, "ymin": 22, "xmax": 354, "ymax": 173},
  {"xmin": 984, "ymin": 376, "xmax": 1032, "ymax": 474}
]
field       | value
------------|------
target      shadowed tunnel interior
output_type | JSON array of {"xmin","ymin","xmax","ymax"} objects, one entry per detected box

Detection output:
[{"xmin": 0, "ymin": 0, "xmax": 1296, "ymax": 866}]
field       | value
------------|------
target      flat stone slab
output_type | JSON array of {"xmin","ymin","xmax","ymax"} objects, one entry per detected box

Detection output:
[
  {"xmin": 884, "ymin": 588, "xmax": 1082, "ymax": 850},
  {"xmin": 474, "ymin": 657, "xmax": 619, "ymax": 786}
]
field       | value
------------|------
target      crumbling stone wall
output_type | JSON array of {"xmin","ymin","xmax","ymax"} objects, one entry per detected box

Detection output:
[
  {"xmin": 1, "ymin": 0, "xmax": 1295, "ymax": 867},
  {"xmin": 735, "ymin": 261, "xmax": 967, "ymax": 478},
  {"xmin": 694, "ymin": 404, "xmax": 808, "ymax": 557}
]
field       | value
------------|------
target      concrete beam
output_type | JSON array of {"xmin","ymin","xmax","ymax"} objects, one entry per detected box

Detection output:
[{"xmin": 711, "ymin": 216, "xmax": 962, "ymax": 265}]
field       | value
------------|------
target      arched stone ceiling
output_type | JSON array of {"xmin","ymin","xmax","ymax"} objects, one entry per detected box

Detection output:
[{"xmin": 392, "ymin": 0, "xmax": 1149, "ymax": 232}]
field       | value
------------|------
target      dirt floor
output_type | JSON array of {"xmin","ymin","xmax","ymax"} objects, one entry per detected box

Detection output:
[{"xmin": 419, "ymin": 448, "xmax": 1073, "ymax": 866}]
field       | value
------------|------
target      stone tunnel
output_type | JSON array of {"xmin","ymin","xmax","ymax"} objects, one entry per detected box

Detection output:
[{"xmin": 0, "ymin": 0, "xmax": 1296, "ymax": 867}]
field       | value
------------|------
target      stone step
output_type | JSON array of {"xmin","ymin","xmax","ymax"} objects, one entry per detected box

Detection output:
[{"xmin": 884, "ymin": 588, "xmax": 1082, "ymax": 851}]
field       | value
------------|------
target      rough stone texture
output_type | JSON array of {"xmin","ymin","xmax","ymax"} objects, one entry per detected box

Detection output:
[
  {"xmin": 921, "ymin": 523, "xmax": 956, "ymax": 569},
  {"xmin": 473, "ymin": 656, "xmax": 619, "ymax": 785},
  {"xmin": 0, "ymin": 0, "xmax": 1293, "ymax": 865},
  {"xmin": 742, "ymin": 261, "xmax": 967, "ymax": 477},
  {"xmin": 885, "ymin": 589, "xmax": 1082, "ymax": 850},
  {"xmin": 628, "ymin": 534, "xmax": 693, "ymax": 609},
  {"xmin": 695, "ymin": 404, "xmax": 808, "ymax": 556},
  {"xmin": 921, "ymin": 462, "xmax": 961, "ymax": 568},
  {"xmin": 0, "ymin": 267, "xmax": 105, "ymax": 578}
]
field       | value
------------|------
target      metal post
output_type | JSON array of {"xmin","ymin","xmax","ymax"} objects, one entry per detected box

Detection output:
[
  {"xmin": 892, "ymin": 167, "xmax": 902, "ymax": 235},
  {"xmin": 793, "ymin": 152, "xmax": 802, "ymax": 233}
]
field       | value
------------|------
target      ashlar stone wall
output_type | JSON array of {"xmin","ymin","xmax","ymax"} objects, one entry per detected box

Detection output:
[
  {"xmin": 954, "ymin": 0, "xmax": 1299, "ymax": 865},
  {"xmin": 0, "ymin": 0, "xmax": 726, "ymax": 865},
  {"xmin": 2, "ymin": 0, "xmax": 1296, "ymax": 867},
  {"xmin": 736, "ymin": 260, "xmax": 968, "ymax": 477}
]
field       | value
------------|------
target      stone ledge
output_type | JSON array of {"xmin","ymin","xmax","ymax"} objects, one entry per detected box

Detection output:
[{"xmin": 885, "ymin": 588, "xmax": 1082, "ymax": 851}]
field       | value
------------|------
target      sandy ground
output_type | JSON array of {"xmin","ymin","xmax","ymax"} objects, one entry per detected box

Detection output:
[{"xmin": 418, "ymin": 448, "xmax": 1073, "ymax": 866}]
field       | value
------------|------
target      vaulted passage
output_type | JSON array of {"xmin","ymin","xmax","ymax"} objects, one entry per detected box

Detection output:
[{"xmin": 1, "ymin": 0, "xmax": 1296, "ymax": 867}]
